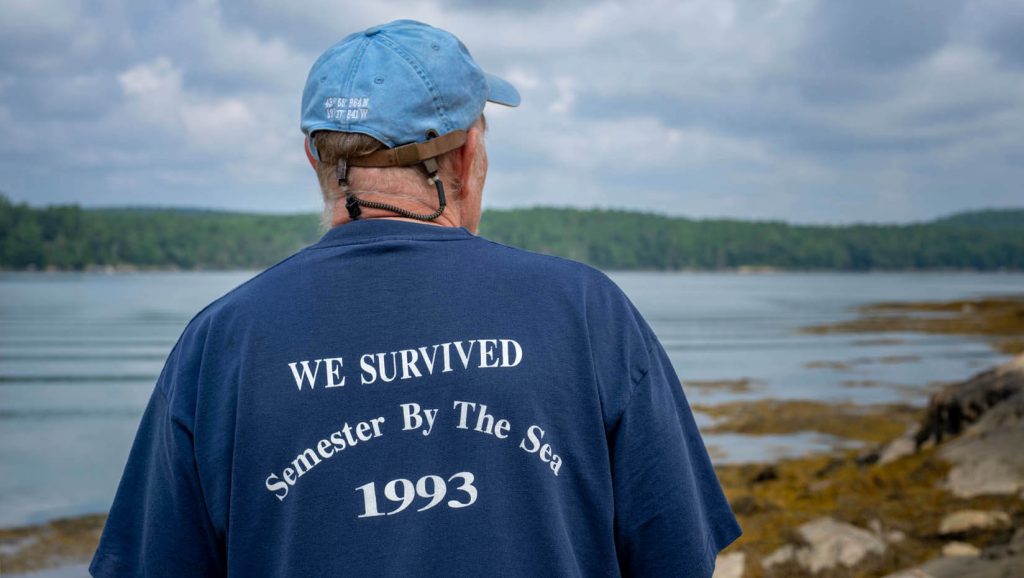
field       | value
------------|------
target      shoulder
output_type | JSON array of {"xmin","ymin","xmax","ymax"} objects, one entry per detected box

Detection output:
[
  {"xmin": 474, "ymin": 235, "xmax": 651, "ymax": 338},
  {"xmin": 474, "ymin": 238, "xmax": 659, "ymax": 425},
  {"xmin": 472, "ymin": 235, "xmax": 619, "ymax": 290}
]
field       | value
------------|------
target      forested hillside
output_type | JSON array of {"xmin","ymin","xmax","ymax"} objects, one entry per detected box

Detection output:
[{"xmin": 1, "ymin": 195, "xmax": 1022, "ymax": 271}]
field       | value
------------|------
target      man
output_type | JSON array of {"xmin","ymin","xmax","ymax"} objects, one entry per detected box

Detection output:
[{"xmin": 90, "ymin": 19, "xmax": 740, "ymax": 577}]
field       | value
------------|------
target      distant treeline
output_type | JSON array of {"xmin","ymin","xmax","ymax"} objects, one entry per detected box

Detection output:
[{"xmin": 1, "ymin": 194, "xmax": 1022, "ymax": 271}]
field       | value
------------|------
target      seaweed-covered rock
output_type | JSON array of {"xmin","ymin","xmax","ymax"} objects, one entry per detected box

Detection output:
[
  {"xmin": 916, "ymin": 355, "xmax": 1024, "ymax": 447},
  {"xmin": 902, "ymin": 354, "xmax": 1024, "ymax": 498}
]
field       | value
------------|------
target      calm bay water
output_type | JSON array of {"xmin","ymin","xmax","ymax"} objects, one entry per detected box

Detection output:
[{"xmin": 1, "ymin": 271, "xmax": 1021, "ymax": 528}]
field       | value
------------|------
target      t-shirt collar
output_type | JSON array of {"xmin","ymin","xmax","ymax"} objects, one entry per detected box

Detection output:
[{"xmin": 313, "ymin": 218, "xmax": 475, "ymax": 248}]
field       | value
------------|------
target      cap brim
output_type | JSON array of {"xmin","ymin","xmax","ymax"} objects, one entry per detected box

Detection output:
[{"xmin": 484, "ymin": 72, "xmax": 521, "ymax": 107}]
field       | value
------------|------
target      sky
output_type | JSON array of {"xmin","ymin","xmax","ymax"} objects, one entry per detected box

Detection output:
[{"xmin": 1, "ymin": 0, "xmax": 1022, "ymax": 224}]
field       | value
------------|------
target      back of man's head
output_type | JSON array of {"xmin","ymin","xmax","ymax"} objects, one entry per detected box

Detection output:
[
  {"xmin": 299, "ymin": 20, "xmax": 518, "ymax": 230},
  {"xmin": 310, "ymin": 115, "xmax": 487, "ymax": 230}
]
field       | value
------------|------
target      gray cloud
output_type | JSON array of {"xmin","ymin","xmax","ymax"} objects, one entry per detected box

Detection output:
[
  {"xmin": 801, "ymin": 0, "xmax": 965, "ymax": 71},
  {"xmin": 960, "ymin": 0, "xmax": 1024, "ymax": 68},
  {"xmin": 0, "ymin": 0, "xmax": 1022, "ymax": 223}
]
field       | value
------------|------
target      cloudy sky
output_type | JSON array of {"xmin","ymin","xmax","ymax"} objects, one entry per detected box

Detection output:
[{"xmin": 1, "ymin": 0, "xmax": 1022, "ymax": 223}]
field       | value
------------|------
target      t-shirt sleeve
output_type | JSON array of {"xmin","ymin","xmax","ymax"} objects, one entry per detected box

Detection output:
[
  {"xmin": 89, "ymin": 340, "xmax": 226, "ymax": 577},
  {"xmin": 609, "ymin": 327, "xmax": 743, "ymax": 577}
]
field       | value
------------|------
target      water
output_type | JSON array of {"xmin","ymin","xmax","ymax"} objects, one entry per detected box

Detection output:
[{"xmin": 1, "ymin": 271, "xmax": 1021, "ymax": 528}]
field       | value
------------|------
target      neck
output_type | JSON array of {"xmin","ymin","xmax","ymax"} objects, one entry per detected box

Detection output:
[{"xmin": 330, "ymin": 192, "xmax": 466, "ymax": 230}]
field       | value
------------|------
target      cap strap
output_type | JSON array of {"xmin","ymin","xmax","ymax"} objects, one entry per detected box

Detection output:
[{"xmin": 347, "ymin": 130, "xmax": 467, "ymax": 168}]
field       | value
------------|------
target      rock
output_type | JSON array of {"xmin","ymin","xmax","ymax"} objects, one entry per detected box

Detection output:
[
  {"xmin": 869, "ymin": 358, "xmax": 1024, "ymax": 578},
  {"xmin": 981, "ymin": 526, "xmax": 1024, "ymax": 559},
  {"xmin": 942, "ymin": 432, "xmax": 1024, "ymax": 498},
  {"xmin": 943, "ymin": 394, "xmax": 1024, "ymax": 497},
  {"xmin": 867, "ymin": 519, "xmax": 910, "ymax": 545},
  {"xmin": 939, "ymin": 509, "xmax": 1011, "ymax": 535},
  {"xmin": 879, "ymin": 434, "xmax": 917, "ymax": 464},
  {"xmin": 973, "ymin": 388, "xmax": 1024, "ymax": 432},
  {"xmin": 885, "ymin": 526, "xmax": 1024, "ymax": 578},
  {"xmin": 916, "ymin": 355, "xmax": 1024, "ymax": 447},
  {"xmin": 761, "ymin": 544, "xmax": 795, "ymax": 568},
  {"xmin": 941, "ymin": 541, "xmax": 980, "ymax": 557},
  {"xmin": 890, "ymin": 355, "xmax": 1024, "ymax": 497},
  {"xmin": 906, "ymin": 553, "xmax": 1024, "ymax": 578},
  {"xmin": 795, "ymin": 517, "xmax": 887, "ymax": 573},
  {"xmin": 712, "ymin": 551, "xmax": 745, "ymax": 578},
  {"xmin": 761, "ymin": 517, "xmax": 887, "ymax": 573},
  {"xmin": 882, "ymin": 570, "xmax": 936, "ymax": 578},
  {"xmin": 869, "ymin": 518, "xmax": 884, "ymax": 535},
  {"xmin": 887, "ymin": 530, "xmax": 908, "ymax": 543},
  {"xmin": 1009, "ymin": 527, "xmax": 1024, "ymax": 551}
]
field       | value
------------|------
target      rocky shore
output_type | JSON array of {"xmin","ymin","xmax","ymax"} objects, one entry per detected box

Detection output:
[{"xmin": 711, "ymin": 353, "xmax": 1024, "ymax": 578}]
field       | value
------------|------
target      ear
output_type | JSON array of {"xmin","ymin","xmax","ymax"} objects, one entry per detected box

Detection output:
[
  {"xmin": 458, "ymin": 124, "xmax": 483, "ymax": 192},
  {"xmin": 304, "ymin": 137, "xmax": 318, "ymax": 170}
]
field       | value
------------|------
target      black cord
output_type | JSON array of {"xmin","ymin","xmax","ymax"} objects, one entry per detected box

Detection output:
[
  {"xmin": 336, "ymin": 139, "xmax": 450, "ymax": 222},
  {"xmin": 345, "ymin": 177, "xmax": 447, "ymax": 221}
]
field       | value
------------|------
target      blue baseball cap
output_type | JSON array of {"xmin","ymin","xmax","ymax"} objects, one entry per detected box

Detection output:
[{"xmin": 301, "ymin": 19, "xmax": 520, "ymax": 162}]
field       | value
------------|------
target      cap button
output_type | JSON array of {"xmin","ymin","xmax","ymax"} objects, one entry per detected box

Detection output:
[{"xmin": 364, "ymin": 25, "xmax": 382, "ymax": 36}]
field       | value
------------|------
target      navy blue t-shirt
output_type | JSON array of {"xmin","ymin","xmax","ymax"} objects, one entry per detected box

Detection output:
[{"xmin": 90, "ymin": 219, "xmax": 741, "ymax": 577}]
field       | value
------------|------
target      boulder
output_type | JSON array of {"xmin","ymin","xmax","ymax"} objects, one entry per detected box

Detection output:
[
  {"xmin": 937, "ymin": 541, "xmax": 978, "ymax": 557},
  {"xmin": 878, "ymin": 434, "xmax": 917, "ymax": 465},
  {"xmin": 941, "ymin": 541, "xmax": 980, "ymax": 557},
  {"xmin": 903, "ymin": 355, "xmax": 1024, "ymax": 497},
  {"xmin": 795, "ymin": 517, "xmax": 887, "ymax": 573},
  {"xmin": 916, "ymin": 354, "xmax": 1024, "ymax": 447},
  {"xmin": 761, "ymin": 544, "xmax": 795, "ymax": 569},
  {"xmin": 940, "ymin": 390, "xmax": 1024, "ymax": 497},
  {"xmin": 938, "ymin": 509, "xmax": 1011, "ymax": 536},
  {"xmin": 761, "ymin": 517, "xmax": 886, "ymax": 573},
  {"xmin": 712, "ymin": 551, "xmax": 745, "ymax": 578},
  {"xmin": 887, "ymin": 530, "xmax": 907, "ymax": 544}
]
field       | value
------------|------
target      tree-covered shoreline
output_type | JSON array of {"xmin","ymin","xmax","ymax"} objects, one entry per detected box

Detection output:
[{"xmin": 1, "ymin": 195, "xmax": 1022, "ymax": 271}]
